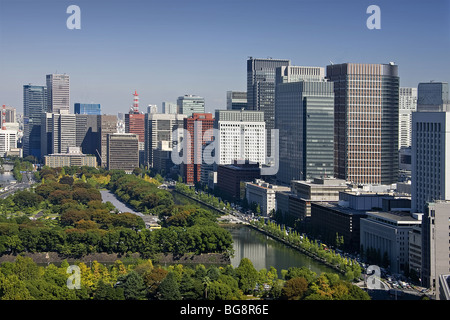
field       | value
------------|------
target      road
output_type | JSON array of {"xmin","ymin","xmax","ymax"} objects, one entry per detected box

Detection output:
[{"xmin": 0, "ymin": 171, "xmax": 35, "ymax": 199}]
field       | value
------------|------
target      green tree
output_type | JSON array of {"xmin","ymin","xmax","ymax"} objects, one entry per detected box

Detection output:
[
  {"xmin": 118, "ymin": 271, "xmax": 146, "ymax": 300},
  {"xmin": 281, "ymin": 277, "xmax": 308, "ymax": 300},
  {"xmin": 235, "ymin": 258, "xmax": 258, "ymax": 294},
  {"xmin": 158, "ymin": 272, "xmax": 181, "ymax": 300}
]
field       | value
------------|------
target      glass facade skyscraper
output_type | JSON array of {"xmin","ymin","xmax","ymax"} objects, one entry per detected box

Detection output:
[
  {"xmin": 247, "ymin": 57, "xmax": 290, "ymax": 155},
  {"xmin": 23, "ymin": 84, "xmax": 47, "ymax": 158},
  {"xmin": 417, "ymin": 81, "xmax": 449, "ymax": 112},
  {"xmin": 74, "ymin": 103, "xmax": 101, "ymax": 115},
  {"xmin": 177, "ymin": 95, "xmax": 205, "ymax": 117},
  {"xmin": 326, "ymin": 63, "xmax": 399, "ymax": 185},
  {"xmin": 46, "ymin": 74, "xmax": 70, "ymax": 113},
  {"xmin": 275, "ymin": 67, "xmax": 334, "ymax": 185}
]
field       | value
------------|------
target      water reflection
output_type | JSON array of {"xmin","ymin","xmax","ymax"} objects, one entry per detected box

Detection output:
[{"xmin": 226, "ymin": 225, "xmax": 337, "ymax": 275}]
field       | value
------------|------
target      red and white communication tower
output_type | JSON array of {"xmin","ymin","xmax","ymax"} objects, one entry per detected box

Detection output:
[
  {"xmin": 1, "ymin": 105, "xmax": 6, "ymax": 130},
  {"xmin": 131, "ymin": 90, "xmax": 140, "ymax": 114}
]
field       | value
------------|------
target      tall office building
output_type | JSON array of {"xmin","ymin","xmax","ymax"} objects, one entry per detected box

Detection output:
[
  {"xmin": 3, "ymin": 106, "xmax": 16, "ymax": 123},
  {"xmin": 98, "ymin": 115, "xmax": 118, "ymax": 167},
  {"xmin": 421, "ymin": 201, "xmax": 450, "ymax": 298},
  {"xmin": 411, "ymin": 111, "xmax": 450, "ymax": 213},
  {"xmin": 275, "ymin": 66, "xmax": 334, "ymax": 185},
  {"xmin": 74, "ymin": 103, "xmax": 101, "ymax": 115},
  {"xmin": 144, "ymin": 113, "xmax": 187, "ymax": 168},
  {"xmin": 182, "ymin": 113, "xmax": 214, "ymax": 185},
  {"xmin": 23, "ymin": 85, "xmax": 47, "ymax": 158},
  {"xmin": 215, "ymin": 109, "xmax": 266, "ymax": 165},
  {"xmin": 107, "ymin": 133, "xmax": 139, "ymax": 173},
  {"xmin": 399, "ymin": 87, "xmax": 417, "ymax": 149},
  {"xmin": 417, "ymin": 81, "xmax": 449, "ymax": 112},
  {"xmin": 226, "ymin": 91, "xmax": 247, "ymax": 110},
  {"xmin": 247, "ymin": 57, "xmax": 290, "ymax": 153},
  {"xmin": 326, "ymin": 63, "xmax": 399, "ymax": 185},
  {"xmin": 177, "ymin": 95, "xmax": 205, "ymax": 117},
  {"xmin": 46, "ymin": 74, "xmax": 70, "ymax": 113}
]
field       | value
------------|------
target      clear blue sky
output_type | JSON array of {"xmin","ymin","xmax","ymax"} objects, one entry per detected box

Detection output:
[{"xmin": 0, "ymin": 0, "xmax": 449, "ymax": 114}]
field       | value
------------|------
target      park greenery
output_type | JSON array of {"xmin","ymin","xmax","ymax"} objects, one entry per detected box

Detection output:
[
  {"xmin": 0, "ymin": 165, "xmax": 369, "ymax": 300},
  {"xmin": 0, "ymin": 255, "xmax": 370, "ymax": 300},
  {"xmin": 0, "ymin": 166, "xmax": 233, "ymax": 258}
]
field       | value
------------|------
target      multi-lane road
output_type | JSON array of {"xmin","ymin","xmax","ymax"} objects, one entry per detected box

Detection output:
[{"xmin": 0, "ymin": 171, "xmax": 35, "ymax": 199}]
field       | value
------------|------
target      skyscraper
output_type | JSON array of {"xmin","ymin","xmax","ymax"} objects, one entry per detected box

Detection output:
[
  {"xmin": 144, "ymin": 113, "xmax": 187, "ymax": 168},
  {"xmin": 107, "ymin": 133, "xmax": 139, "ymax": 173},
  {"xmin": 181, "ymin": 113, "xmax": 214, "ymax": 185},
  {"xmin": 246, "ymin": 57, "xmax": 290, "ymax": 153},
  {"xmin": 74, "ymin": 103, "xmax": 101, "ymax": 115},
  {"xmin": 275, "ymin": 66, "xmax": 334, "ymax": 184},
  {"xmin": 226, "ymin": 91, "xmax": 247, "ymax": 110},
  {"xmin": 326, "ymin": 63, "xmax": 399, "ymax": 185},
  {"xmin": 46, "ymin": 74, "xmax": 70, "ymax": 113},
  {"xmin": 23, "ymin": 84, "xmax": 47, "ymax": 158},
  {"xmin": 177, "ymin": 95, "xmax": 205, "ymax": 117},
  {"xmin": 215, "ymin": 109, "xmax": 266, "ymax": 165},
  {"xmin": 162, "ymin": 102, "xmax": 177, "ymax": 114},
  {"xmin": 411, "ymin": 111, "xmax": 450, "ymax": 213},
  {"xmin": 399, "ymin": 87, "xmax": 417, "ymax": 149},
  {"xmin": 417, "ymin": 81, "xmax": 450, "ymax": 112}
]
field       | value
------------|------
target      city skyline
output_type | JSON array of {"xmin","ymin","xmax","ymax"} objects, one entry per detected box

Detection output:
[{"xmin": 1, "ymin": 0, "xmax": 450, "ymax": 114}]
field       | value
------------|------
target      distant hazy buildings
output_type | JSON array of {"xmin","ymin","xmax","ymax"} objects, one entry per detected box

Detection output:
[
  {"xmin": 177, "ymin": 95, "xmax": 205, "ymax": 117},
  {"xmin": 411, "ymin": 111, "xmax": 450, "ymax": 213},
  {"xmin": 326, "ymin": 63, "xmax": 399, "ymax": 185},
  {"xmin": 162, "ymin": 102, "xmax": 177, "ymax": 114},
  {"xmin": 46, "ymin": 74, "xmax": 70, "ymax": 113},
  {"xmin": 275, "ymin": 66, "xmax": 334, "ymax": 185},
  {"xmin": 23, "ymin": 84, "xmax": 47, "ymax": 158},
  {"xmin": 74, "ymin": 103, "xmax": 101, "ymax": 115},
  {"xmin": 399, "ymin": 87, "xmax": 417, "ymax": 148},
  {"xmin": 226, "ymin": 91, "xmax": 247, "ymax": 110},
  {"xmin": 107, "ymin": 133, "xmax": 139, "ymax": 173},
  {"xmin": 214, "ymin": 109, "xmax": 266, "ymax": 165},
  {"xmin": 417, "ymin": 81, "xmax": 449, "ymax": 112}
]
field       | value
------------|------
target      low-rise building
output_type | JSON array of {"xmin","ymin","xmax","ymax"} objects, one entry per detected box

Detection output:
[
  {"xmin": 44, "ymin": 147, "xmax": 97, "ymax": 168},
  {"xmin": 245, "ymin": 179, "xmax": 290, "ymax": 216},
  {"xmin": 360, "ymin": 211, "xmax": 422, "ymax": 274}
]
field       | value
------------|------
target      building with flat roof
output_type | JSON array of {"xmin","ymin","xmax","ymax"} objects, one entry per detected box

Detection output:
[
  {"xmin": 44, "ymin": 147, "xmax": 97, "ymax": 168},
  {"xmin": 177, "ymin": 95, "xmax": 205, "ymax": 117},
  {"xmin": 215, "ymin": 109, "xmax": 266, "ymax": 165},
  {"xmin": 217, "ymin": 160, "xmax": 261, "ymax": 201},
  {"xmin": 245, "ymin": 179, "xmax": 290, "ymax": 216},
  {"xmin": 74, "ymin": 103, "xmax": 101, "ymax": 115},
  {"xmin": 360, "ymin": 211, "xmax": 422, "ymax": 274},
  {"xmin": 326, "ymin": 63, "xmax": 399, "ymax": 185},
  {"xmin": 107, "ymin": 133, "xmax": 139, "ymax": 173}
]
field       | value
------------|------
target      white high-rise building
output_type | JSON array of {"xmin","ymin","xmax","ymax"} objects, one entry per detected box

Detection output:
[
  {"xmin": 215, "ymin": 109, "xmax": 266, "ymax": 165},
  {"xmin": 46, "ymin": 74, "xmax": 70, "ymax": 113},
  {"xmin": 399, "ymin": 87, "xmax": 417, "ymax": 148},
  {"xmin": 411, "ymin": 111, "xmax": 450, "ymax": 213},
  {"xmin": 0, "ymin": 130, "xmax": 17, "ymax": 157}
]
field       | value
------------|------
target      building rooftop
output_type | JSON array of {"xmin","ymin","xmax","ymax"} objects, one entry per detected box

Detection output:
[{"xmin": 365, "ymin": 210, "xmax": 421, "ymax": 224}]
